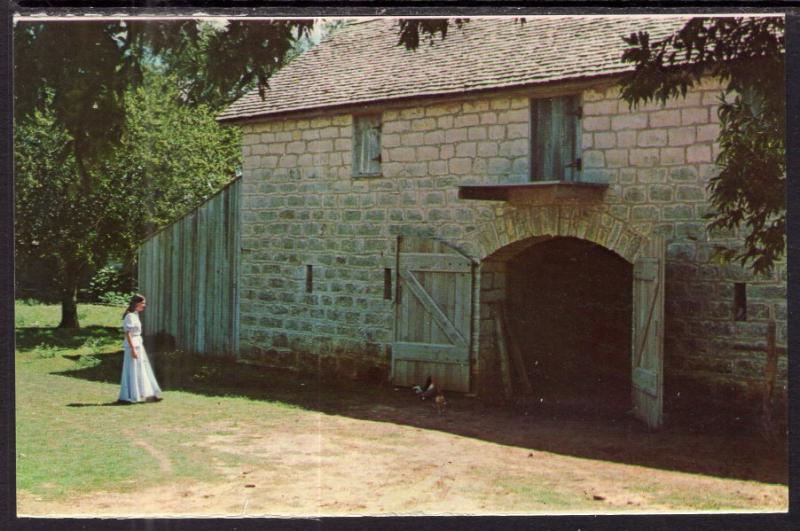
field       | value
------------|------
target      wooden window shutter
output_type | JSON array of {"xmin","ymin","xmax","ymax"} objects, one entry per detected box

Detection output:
[
  {"xmin": 353, "ymin": 114, "xmax": 382, "ymax": 176},
  {"xmin": 531, "ymin": 95, "xmax": 580, "ymax": 181}
]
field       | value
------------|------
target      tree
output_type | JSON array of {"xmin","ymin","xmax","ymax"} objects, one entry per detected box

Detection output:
[
  {"xmin": 618, "ymin": 17, "xmax": 785, "ymax": 275},
  {"xmin": 15, "ymin": 71, "xmax": 241, "ymax": 328},
  {"xmin": 12, "ymin": 17, "xmax": 412, "ymax": 327},
  {"xmin": 14, "ymin": 19, "xmax": 310, "ymax": 327}
]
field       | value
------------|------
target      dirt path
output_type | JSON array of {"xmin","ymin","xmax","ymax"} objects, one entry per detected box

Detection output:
[
  {"xmin": 19, "ymin": 395, "xmax": 788, "ymax": 517},
  {"xmin": 123, "ymin": 428, "xmax": 173, "ymax": 474}
]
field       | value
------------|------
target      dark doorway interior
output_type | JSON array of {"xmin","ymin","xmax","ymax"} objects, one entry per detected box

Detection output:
[{"xmin": 507, "ymin": 237, "xmax": 633, "ymax": 417}]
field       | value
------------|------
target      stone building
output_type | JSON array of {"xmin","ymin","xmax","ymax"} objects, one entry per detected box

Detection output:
[{"xmin": 142, "ymin": 16, "xmax": 786, "ymax": 429}]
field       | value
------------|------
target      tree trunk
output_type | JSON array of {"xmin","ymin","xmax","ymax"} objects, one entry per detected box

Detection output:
[{"xmin": 58, "ymin": 273, "xmax": 80, "ymax": 329}]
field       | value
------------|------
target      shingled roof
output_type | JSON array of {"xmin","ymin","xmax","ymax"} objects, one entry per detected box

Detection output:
[{"xmin": 218, "ymin": 16, "xmax": 691, "ymax": 123}]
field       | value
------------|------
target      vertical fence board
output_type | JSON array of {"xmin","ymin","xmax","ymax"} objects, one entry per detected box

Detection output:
[{"xmin": 136, "ymin": 178, "xmax": 241, "ymax": 357}]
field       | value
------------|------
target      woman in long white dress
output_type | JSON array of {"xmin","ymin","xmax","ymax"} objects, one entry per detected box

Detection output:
[{"xmin": 118, "ymin": 294, "xmax": 163, "ymax": 404}]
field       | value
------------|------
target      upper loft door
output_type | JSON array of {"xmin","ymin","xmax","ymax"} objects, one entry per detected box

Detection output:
[{"xmin": 392, "ymin": 236, "xmax": 474, "ymax": 392}]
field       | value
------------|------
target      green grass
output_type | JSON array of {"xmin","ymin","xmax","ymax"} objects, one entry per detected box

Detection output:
[
  {"xmin": 14, "ymin": 302, "xmax": 383, "ymax": 503},
  {"xmin": 14, "ymin": 302, "xmax": 307, "ymax": 501}
]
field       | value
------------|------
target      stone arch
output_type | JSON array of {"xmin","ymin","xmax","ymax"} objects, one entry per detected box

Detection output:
[
  {"xmin": 456, "ymin": 203, "xmax": 652, "ymax": 405},
  {"xmin": 461, "ymin": 204, "xmax": 650, "ymax": 265}
]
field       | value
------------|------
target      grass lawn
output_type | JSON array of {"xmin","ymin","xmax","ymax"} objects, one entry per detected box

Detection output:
[{"xmin": 14, "ymin": 301, "xmax": 789, "ymax": 516}]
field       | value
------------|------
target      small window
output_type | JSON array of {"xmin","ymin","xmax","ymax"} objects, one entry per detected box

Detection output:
[
  {"xmin": 734, "ymin": 283, "xmax": 747, "ymax": 321},
  {"xmin": 353, "ymin": 114, "xmax": 382, "ymax": 177},
  {"xmin": 383, "ymin": 268, "xmax": 392, "ymax": 300},
  {"xmin": 306, "ymin": 265, "xmax": 313, "ymax": 293},
  {"xmin": 530, "ymin": 95, "xmax": 581, "ymax": 181}
]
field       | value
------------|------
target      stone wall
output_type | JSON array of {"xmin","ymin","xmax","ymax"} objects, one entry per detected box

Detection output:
[{"xmin": 236, "ymin": 78, "xmax": 786, "ymax": 419}]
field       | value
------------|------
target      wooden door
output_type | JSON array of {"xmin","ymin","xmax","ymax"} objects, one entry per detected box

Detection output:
[
  {"xmin": 393, "ymin": 236, "xmax": 474, "ymax": 392},
  {"xmin": 631, "ymin": 233, "xmax": 666, "ymax": 429}
]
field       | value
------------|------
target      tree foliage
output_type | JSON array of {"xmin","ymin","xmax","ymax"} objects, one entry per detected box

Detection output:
[
  {"xmin": 14, "ymin": 18, "xmax": 313, "ymax": 327},
  {"xmin": 619, "ymin": 17, "xmax": 785, "ymax": 274},
  {"xmin": 15, "ymin": 71, "xmax": 241, "ymax": 327}
]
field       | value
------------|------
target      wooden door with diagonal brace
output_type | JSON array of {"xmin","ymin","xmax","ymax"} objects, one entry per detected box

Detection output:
[
  {"xmin": 393, "ymin": 237, "xmax": 473, "ymax": 392},
  {"xmin": 631, "ymin": 233, "xmax": 666, "ymax": 428}
]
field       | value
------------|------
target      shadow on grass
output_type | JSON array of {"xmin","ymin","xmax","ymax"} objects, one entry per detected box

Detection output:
[
  {"xmin": 52, "ymin": 349, "xmax": 787, "ymax": 486},
  {"xmin": 66, "ymin": 402, "xmax": 135, "ymax": 407},
  {"xmin": 16, "ymin": 326, "xmax": 119, "ymax": 352}
]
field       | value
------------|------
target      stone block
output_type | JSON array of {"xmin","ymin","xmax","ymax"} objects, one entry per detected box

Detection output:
[
  {"xmin": 583, "ymin": 116, "xmax": 611, "ymax": 132},
  {"xmin": 505, "ymin": 123, "xmax": 527, "ymax": 139},
  {"xmin": 440, "ymin": 144, "xmax": 455, "ymax": 160},
  {"xmin": 637, "ymin": 129, "xmax": 667, "ymax": 147},
  {"xmin": 301, "ymin": 129, "xmax": 320, "ymax": 141},
  {"xmin": 629, "ymin": 148, "xmax": 660, "ymax": 167},
  {"xmin": 669, "ymin": 166, "xmax": 699, "ymax": 182},
  {"xmin": 487, "ymin": 157, "xmax": 512, "ymax": 175},
  {"xmin": 676, "ymin": 185, "xmax": 706, "ymax": 201},
  {"xmin": 488, "ymin": 125, "xmax": 506, "ymax": 140},
  {"xmin": 437, "ymin": 115, "xmax": 454, "ymax": 129},
  {"xmin": 681, "ymin": 107, "xmax": 709, "ymax": 125},
  {"xmin": 631, "ymin": 205, "xmax": 658, "ymax": 221},
  {"xmin": 427, "ymin": 102, "xmax": 461, "ymax": 117},
  {"xmin": 649, "ymin": 184, "xmax": 673, "ymax": 202},
  {"xmin": 400, "ymin": 132, "xmax": 424, "ymax": 147},
  {"xmin": 428, "ymin": 160, "xmax": 448, "ymax": 175},
  {"xmin": 594, "ymin": 131, "xmax": 616, "ymax": 149},
  {"xmin": 454, "ymin": 114, "xmax": 480, "ymax": 128},
  {"xmin": 387, "ymin": 147, "xmax": 416, "ymax": 162},
  {"xmin": 611, "ymin": 113, "xmax": 648, "ymax": 130},
  {"xmin": 463, "ymin": 100, "xmax": 489, "ymax": 113},
  {"xmin": 445, "ymin": 128, "xmax": 468, "ymax": 144},
  {"xmin": 480, "ymin": 112, "xmax": 498, "ymax": 125},
  {"xmin": 583, "ymin": 149, "xmax": 605, "ymax": 168},
  {"xmin": 411, "ymin": 117, "xmax": 437, "ymax": 131},
  {"xmin": 660, "ymin": 147, "xmax": 685, "ymax": 165},
  {"xmin": 456, "ymin": 142, "xmax": 477, "ymax": 158},
  {"xmin": 278, "ymin": 154, "xmax": 298, "ymax": 168},
  {"xmin": 400, "ymin": 107, "xmax": 425, "ymax": 120},
  {"xmin": 405, "ymin": 162, "xmax": 428, "ymax": 177},
  {"xmin": 687, "ymin": 144, "xmax": 712, "ymax": 163},
  {"xmin": 649, "ymin": 109, "xmax": 681, "ymax": 128},
  {"xmin": 490, "ymin": 98, "xmax": 511, "ymax": 110},
  {"xmin": 416, "ymin": 145, "xmax": 439, "ymax": 161},
  {"xmin": 623, "ymin": 186, "xmax": 646, "ymax": 202},
  {"xmin": 637, "ymin": 167, "xmax": 668, "ymax": 183},
  {"xmin": 498, "ymin": 108, "xmax": 529, "ymax": 124},
  {"xmin": 668, "ymin": 126, "xmax": 696, "ymax": 146},
  {"xmin": 286, "ymin": 140, "xmax": 306, "ymax": 154},
  {"xmin": 319, "ymin": 126, "xmax": 340, "ymax": 139},
  {"xmin": 616, "ymin": 130, "xmax": 637, "ymax": 148},
  {"xmin": 663, "ymin": 204, "xmax": 695, "ymax": 220},
  {"xmin": 423, "ymin": 130, "xmax": 445, "ymax": 145},
  {"xmin": 498, "ymin": 138, "xmax": 527, "ymax": 157},
  {"xmin": 583, "ymin": 99, "xmax": 618, "ymax": 115},
  {"xmin": 477, "ymin": 141, "xmax": 499, "ymax": 157},
  {"xmin": 382, "ymin": 133, "xmax": 400, "ymax": 148},
  {"xmin": 383, "ymin": 120, "xmax": 410, "ymax": 134},
  {"xmin": 449, "ymin": 157, "xmax": 473, "ymax": 175}
]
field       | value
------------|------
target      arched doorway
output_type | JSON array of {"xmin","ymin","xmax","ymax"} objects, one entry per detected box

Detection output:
[{"xmin": 505, "ymin": 236, "xmax": 633, "ymax": 417}]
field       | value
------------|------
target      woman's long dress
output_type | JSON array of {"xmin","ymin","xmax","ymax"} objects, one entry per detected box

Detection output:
[{"xmin": 119, "ymin": 311, "xmax": 162, "ymax": 402}]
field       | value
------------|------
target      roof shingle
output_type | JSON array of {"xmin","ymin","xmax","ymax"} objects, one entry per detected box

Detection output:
[{"xmin": 218, "ymin": 16, "xmax": 691, "ymax": 122}]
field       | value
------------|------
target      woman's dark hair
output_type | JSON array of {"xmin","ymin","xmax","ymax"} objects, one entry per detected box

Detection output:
[{"xmin": 123, "ymin": 294, "xmax": 146, "ymax": 318}]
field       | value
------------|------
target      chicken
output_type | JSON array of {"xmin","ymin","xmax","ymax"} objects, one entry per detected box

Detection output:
[
  {"xmin": 413, "ymin": 376, "xmax": 437, "ymax": 400},
  {"xmin": 434, "ymin": 391, "xmax": 447, "ymax": 415}
]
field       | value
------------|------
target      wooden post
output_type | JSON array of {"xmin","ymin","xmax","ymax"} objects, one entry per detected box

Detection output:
[
  {"xmin": 761, "ymin": 320, "xmax": 778, "ymax": 435},
  {"xmin": 504, "ymin": 304, "xmax": 534, "ymax": 395},
  {"xmin": 493, "ymin": 304, "xmax": 514, "ymax": 401}
]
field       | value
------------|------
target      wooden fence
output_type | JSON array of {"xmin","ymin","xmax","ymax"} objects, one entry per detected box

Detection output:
[{"xmin": 137, "ymin": 177, "xmax": 241, "ymax": 357}]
